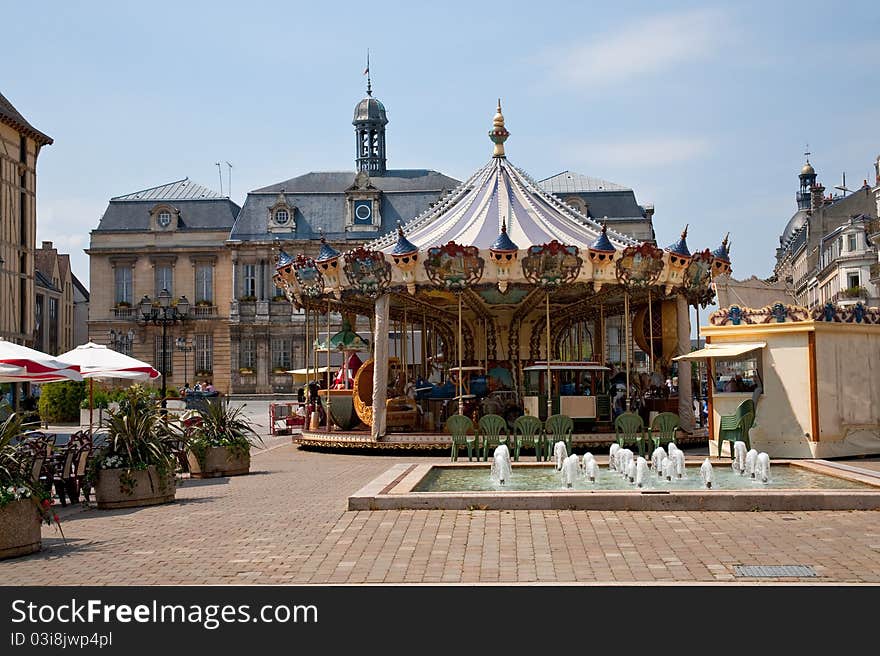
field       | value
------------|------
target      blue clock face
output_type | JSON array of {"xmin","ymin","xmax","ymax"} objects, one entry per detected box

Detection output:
[{"xmin": 354, "ymin": 200, "xmax": 373, "ymax": 225}]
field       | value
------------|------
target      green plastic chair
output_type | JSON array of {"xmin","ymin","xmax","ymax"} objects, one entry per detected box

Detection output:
[
  {"xmin": 717, "ymin": 399, "xmax": 755, "ymax": 457},
  {"xmin": 446, "ymin": 414, "xmax": 475, "ymax": 462},
  {"xmin": 614, "ymin": 411, "xmax": 648, "ymax": 458},
  {"xmin": 544, "ymin": 414, "xmax": 573, "ymax": 456},
  {"xmin": 513, "ymin": 415, "xmax": 543, "ymax": 462},
  {"xmin": 478, "ymin": 414, "xmax": 510, "ymax": 461},
  {"xmin": 649, "ymin": 412, "xmax": 679, "ymax": 452}
]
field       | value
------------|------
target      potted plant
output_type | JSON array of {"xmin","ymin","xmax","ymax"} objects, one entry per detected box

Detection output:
[
  {"xmin": 186, "ymin": 401, "xmax": 263, "ymax": 478},
  {"xmin": 0, "ymin": 413, "xmax": 63, "ymax": 560},
  {"xmin": 238, "ymin": 295, "xmax": 257, "ymax": 302},
  {"xmin": 90, "ymin": 385, "xmax": 181, "ymax": 509},
  {"xmin": 238, "ymin": 367, "xmax": 255, "ymax": 376},
  {"xmin": 271, "ymin": 294, "xmax": 288, "ymax": 302}
]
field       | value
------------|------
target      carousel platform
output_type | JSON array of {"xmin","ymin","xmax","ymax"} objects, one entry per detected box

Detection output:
[{"xmin": 295, "ymin": 427, "xmax": 709, "ymax": 451}]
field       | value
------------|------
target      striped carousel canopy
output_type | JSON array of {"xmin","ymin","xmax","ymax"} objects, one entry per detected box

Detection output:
[{"xmin": 372, "ymin": 155, "xmax": 636, "ymax": 254}]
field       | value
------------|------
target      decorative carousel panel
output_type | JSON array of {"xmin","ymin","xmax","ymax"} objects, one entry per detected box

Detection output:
[
  {"xmin": 615, "ymin": 243, "xmax": 664, "ymax": 288},
  {"xmin": 521, "ymin": 241, "xmax": 582, "ymax": 289},
  {"xmin": 680, "ymin": 249, "xmax": 715, "ymax": 307},
  {"xmin": 342, "ymin": 247, "xmax": 392, "ymax": 298},
  {"xmin": 424, "ymin": 242, "xmax": 484, "ymax": 291},
  {"xmin": 293, "ymin": 255, "xmax": 325, "ymax": 298}
]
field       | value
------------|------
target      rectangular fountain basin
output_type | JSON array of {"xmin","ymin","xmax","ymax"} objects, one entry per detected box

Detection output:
[{"xmin": 348, "ymin": 458, "xmax": 880, "ymax": 511}]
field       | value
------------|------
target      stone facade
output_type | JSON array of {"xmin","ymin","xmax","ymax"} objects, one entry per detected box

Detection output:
[
  {"xmin": 0, "ymin": 91, "xmax": 52, "ymax": 347},
  {"xmin": 87, "ymin": 180, "xmax": 239, "ymax": 393},
  {"xmin": 34, "ymin": 240, "xmax": 87, "ymax": 355},
  {"xmin": 773, "ymin": 158, "xmax": 879, "ymax": 309}
]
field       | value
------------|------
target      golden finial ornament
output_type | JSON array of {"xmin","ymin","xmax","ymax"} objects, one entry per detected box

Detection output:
[{"xmin": 489, "ymin": 98, "xmax": 510, "ymax": 158}]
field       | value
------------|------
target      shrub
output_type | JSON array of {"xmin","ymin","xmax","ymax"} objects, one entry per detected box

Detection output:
[{"xmin": 38, "ymin": 381, "xmax": 85, "ymax": 423}]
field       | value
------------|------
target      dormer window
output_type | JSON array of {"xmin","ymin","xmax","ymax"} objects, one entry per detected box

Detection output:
[
  {"xmin": 267, "ymin": 191, "xmax": 295, "ymax": 233},
  {"xmin": 149, "ymin": 204, "xmax": 179, "ymax": 231}
]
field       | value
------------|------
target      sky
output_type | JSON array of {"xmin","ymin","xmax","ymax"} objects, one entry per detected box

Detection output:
[{"xmin": 5, "ymin": 0, "xmax": 880, "ymax": 292}]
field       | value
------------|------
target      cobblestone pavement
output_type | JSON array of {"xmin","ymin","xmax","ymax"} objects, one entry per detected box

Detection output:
[{"xmin": 3, "ymin": 444, "xmax": 880, "ymax": 585}]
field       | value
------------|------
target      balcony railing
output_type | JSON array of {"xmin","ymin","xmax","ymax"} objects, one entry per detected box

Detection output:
[
  {"xmin": 112, "ymin": 306, "xmax": 136, "ymax": 319},
  {"xmin": 191, "ymin": 305, "xmax": 218, "ymax": 318},
  {"xmin": 831, "ymin": 287, "xmax": 868, "ymax": 304}
]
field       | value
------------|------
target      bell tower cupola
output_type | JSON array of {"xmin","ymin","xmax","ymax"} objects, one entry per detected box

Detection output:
[{"xmin": 352, "ymin": 58, "xmax": 388, "ymax": 176}]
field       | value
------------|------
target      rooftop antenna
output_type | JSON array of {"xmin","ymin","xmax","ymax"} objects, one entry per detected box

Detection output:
[
  {"xmin": 215, "ymin": 162, "xmax": 223, "ymax": 196},
  {"xmin": 225, "ymin": 161, "xmax": 233, "ymax": 199},
  {"xmin": 364, "ymin": 49, "xmax": 371, "ymax": 96},
  {"xmin": 804, "ymin": 143, "xmax": 811, "ymax": 161},
  {"xmin": 834, "ymin": 171, "xmax": 850, "ymax": 197}
]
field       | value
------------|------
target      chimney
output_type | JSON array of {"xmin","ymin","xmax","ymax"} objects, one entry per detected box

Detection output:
[
  {"xmin": 41, "ymin": 241, "xmax": 53, "ymax": 250},
  {"xmin": 810, "ymin": 184, "xmax": 825, "ymax": 211}
]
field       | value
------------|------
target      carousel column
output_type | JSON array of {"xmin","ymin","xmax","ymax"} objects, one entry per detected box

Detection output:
[
  {"xmin": 676, "ymin": 294, "xmax": 696, "ymax": 432},
  {"xmin": 371, "ymin": 294, "xmax": 390, "ymax": 440}
]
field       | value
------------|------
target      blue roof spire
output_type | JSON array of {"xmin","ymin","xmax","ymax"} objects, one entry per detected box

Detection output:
[
  {"xmin": 666, "ymin": 224, "xmax": 691, "ymax": 257},
  {"xmin": 391, "ymin": 222, "xmax": 418, "ymax": 256},
  {"xmin": 712, "ymin": 233, "xmax": 731, "ymax": 262},
  {"xmin": 315, "ymin": 229, "xmax": 341, "ymax": 263},
  {"xmin": 490, "ymin": 217, "xmax": 519, "ymax": 252},
  {"xmin": 590, "ymin": 223, "xmax": 616, "ymax": 253}
]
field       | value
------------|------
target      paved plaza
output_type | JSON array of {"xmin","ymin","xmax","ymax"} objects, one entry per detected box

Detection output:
[{"xmin": 3, "ymin": 414, "xmax": 880, "ymax": 584}]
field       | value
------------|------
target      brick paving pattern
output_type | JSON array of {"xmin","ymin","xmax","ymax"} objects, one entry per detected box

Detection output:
[{"xmin": 2, "ymin": 444, "xmax": 880, "ymax": 584}]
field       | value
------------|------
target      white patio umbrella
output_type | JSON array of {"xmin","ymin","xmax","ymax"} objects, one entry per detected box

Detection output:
[
  {"xmin": 0, "ymin": 338, "xmax": 83, "ymax": 383},
  {"xmin": 56, "ymin": 342, "xmax": 160, "ymax": 435}
]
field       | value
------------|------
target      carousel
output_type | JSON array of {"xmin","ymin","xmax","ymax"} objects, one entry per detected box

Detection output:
[{"xmin": 275, "ymin": 102, "xmax": 731, "ymax": 449}]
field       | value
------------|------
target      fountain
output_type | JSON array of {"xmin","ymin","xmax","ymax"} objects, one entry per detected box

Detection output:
[
  {"xmin": 635, "ymin": 457, "xmax": 649, "ymax": 488},
  {"xmin": 583, "ymin": 457, "xmax": 598, "ymax": 482},
  {"xmin": 732, "ymin": 441, "xmax": 747, "ymax": 474},
  {"xmin": 661, "ymin": 456, "xmax": 672, "ymax": 481},
  {"xmin": 672, "ymin": 449, "xmax": 685, "ymax": 479},
  {"xmin": 700, "ymin": 458, "xmax": 714, "ymax": 489},
  {"xmin": 756, "ymin": 452, "xmax": 771, "ymax": 483},
  {"xmin": 625, "ymin": 458, "xmax": 636, "ymax": 483},
  {"xmin": 608, "ymin": 443, "xmax": 620, "ymax": 471},
  {"xmin": 744, "ymin": 449, "xmax": 758, "ymax": 478},
  {"xmin": 490, "ymin": 444, "xmax": 512, "ymax": 485},
  {"xmin": 553, "ymin": 441, "xmax": 568, "ymax": 471},
  {"xmin": 651, "ymin": 446, "xmax": 666, "ymax": 473},
  {"xmin": 561, "ymin": 454, "xmax": 580, "ymax": 488}
]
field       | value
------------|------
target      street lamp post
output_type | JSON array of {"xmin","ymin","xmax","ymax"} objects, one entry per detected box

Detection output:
[
  {"xmin": 138, "ymin": 289, "xmax": 190, "ymax": 408},
  {"xmin": 108, "ymin": 328, "xmax": 135, "ymax": 354},
  {"xmin": 175, "ymin": 336, "xmax": 193, "ymax": 390}
]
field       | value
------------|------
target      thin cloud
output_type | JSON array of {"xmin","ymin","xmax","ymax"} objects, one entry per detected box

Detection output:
[
  {"xmin": 540, "ymin": 8, "xmax": 732, "ymax": 87},
  {"xmin": 575, "ymin": 137, "xmax": 713, "ymax": 167}
]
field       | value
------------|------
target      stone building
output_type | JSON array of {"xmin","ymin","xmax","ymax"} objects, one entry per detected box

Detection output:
[
  {"xmin": 34, "ymin": 241, "xmax": 87, "ymax": 355},
  {"xmin": 225, "ymin": 84, "xmax": 459, "ymax": 394},
  {"xmin": 87, "ymin": 179, "xmax": 240, "ymax": 391},
  {"xmin": 0, "ymin": 91, "xmax": 52, "ymax": 347},
  {"xmin": 537, "ymin": 171, "xmax": 655, "ymax": 242},
  {"xmin": 773, "ymin": 157, "xmax": 879, "ymax": 309}
]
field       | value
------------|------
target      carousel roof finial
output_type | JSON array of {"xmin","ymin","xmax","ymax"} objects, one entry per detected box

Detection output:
[
  {"xmin": 489, "ymin": 98, "xmax": 510, "ymax": 158},
  {"xmin": 391, "ymin": 220, "xmax": 418, "ymax": 256},
  {"xmin": 490, "ymin": 216, "xmax": 519, "ymax": 252},
  {"xmin": 666, "ymin": 224, "xmax": 691, "ymax": 257},
  {"xmin": 712, "ymin": 232, "xmax": 731, "ymax": 262},
  {"xmin": 590, "ymin": 222, "xmax": 616, "ymax": 253},
  {"xmin": 315, "ymin": 228, "xmax": 341, "ymax": 263}
]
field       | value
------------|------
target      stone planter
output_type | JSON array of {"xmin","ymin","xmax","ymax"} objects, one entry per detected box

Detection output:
[
  {"xmin": 94, "ymin": 466, "xmax": 176, "ymax": 509},
  {"xmin": 0, "ymin": 499, "xmax": 42, "ymax": 560},
  {"xmin": 187, "ymin": 446, "xmax": 250, "ymax": 478}
]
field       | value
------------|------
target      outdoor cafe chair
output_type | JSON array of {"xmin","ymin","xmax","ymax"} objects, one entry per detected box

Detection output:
[
  {"xmin": 649, "ymin": 412, "xmax": 680, "ymax": 452},
  {"xmin": 614, "ymin": 411, "xmax": 648, "ymax": 458},
  {"xmin": 544, "ymin": 414, "xmax": 573, "ymax": 456},
  {"xmin": 717, "ymin": 398, "xmax": 755, "ymax": 457},
  {"xmin": 513, "ymin": 414, "xmax": 544, "ymax": 462},
  {"xmin": 478, "ymin": 414, "xmax": 510, "ymax": 461},
  {"xmin": 446, "ymin": 414, "xmax": 475, "ymax": 462}
]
